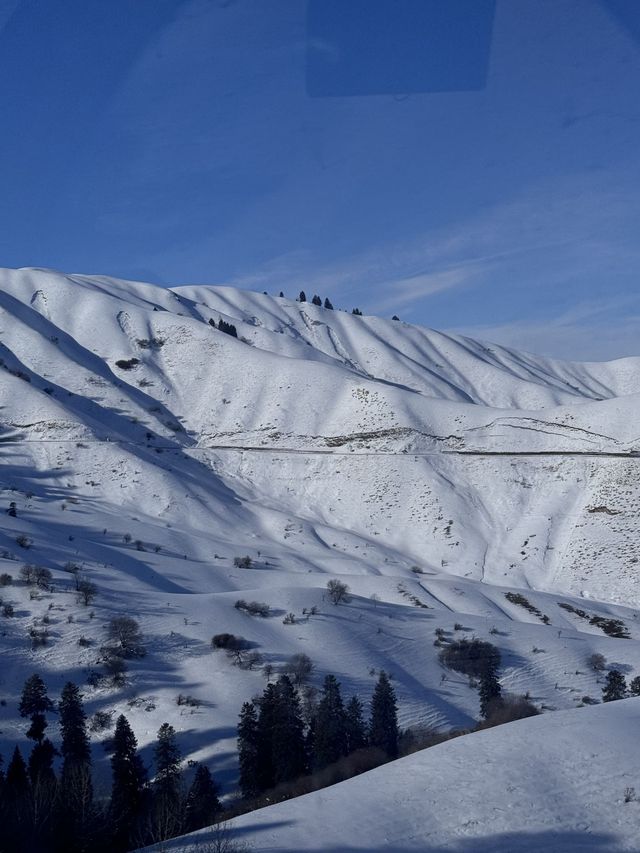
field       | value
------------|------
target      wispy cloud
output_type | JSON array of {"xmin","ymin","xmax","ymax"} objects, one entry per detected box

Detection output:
[
  {"xmin": 448, "ymin": 296, "xmax": 640, "ymax": 362},
  {"xmin": 219, "ymin": 165, "xmax": 640, "ymax": 333}
]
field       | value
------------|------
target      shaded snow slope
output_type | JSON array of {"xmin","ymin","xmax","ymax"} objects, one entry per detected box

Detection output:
[{"xmin": 167, "ymin": 699, "xmax": 640, "ymax": 852}]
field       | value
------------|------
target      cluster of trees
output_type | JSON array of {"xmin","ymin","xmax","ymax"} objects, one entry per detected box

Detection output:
[
  {"xmin": 294, "ymin": 291, "xmax": 333, "ymax": 309},
  {"xmin": 437, "ymin": 637, "xmax": 538, "ymax": 725},
  {"xmin": 0, "ymin": 675, "xmax": 220, "ymax": 852},
  {"xmin": 209, "ymin": 317, "xmax": 238, "ymax": 338},
  {"xmin": 237, "ymin": 670, "xmax": 398, "ymax": 801},
  {"xmin": 602, "ymin": 669, "xmax": 640, "ymax": 702}
]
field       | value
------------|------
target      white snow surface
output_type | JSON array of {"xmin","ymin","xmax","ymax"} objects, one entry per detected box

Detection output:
[
  {"xmin": 164, "ymin": 698, "xmax": 640, "ymax": 852},
  {"xmin": 1, "ymin": 267, "xmax": 640, "ymax": 850}
]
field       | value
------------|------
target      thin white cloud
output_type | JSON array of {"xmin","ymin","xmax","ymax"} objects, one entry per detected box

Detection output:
[{"xmin": 449, "ymin": 298, "xmax": 640, "ymax": 362}]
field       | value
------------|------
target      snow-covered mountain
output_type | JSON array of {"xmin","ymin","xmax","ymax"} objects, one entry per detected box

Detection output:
[{"xmin": 1, "ymin": 266, "xmax": 640, "ymax": 850}]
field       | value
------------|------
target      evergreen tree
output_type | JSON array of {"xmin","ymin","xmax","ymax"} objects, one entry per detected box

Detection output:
[
  {"xmin": 479, "ymin": 671, "xmax": 503, "ymax": 719},
  {"xmin": 630, "ymin": 675, "xmax": 640, "ymax": 696},
  {"xmin": 19, "ymin": 674, "xmax": 53, "ymax": 743},
  {"xmin": 368, "ymin": 671, "xmax": 399, "ymax": 759},
  {"xmin": 238, "ymin": 701, "xmax": 261, "ymax": 799},
  {"xmin": 324, "ymin": 297, "xmax": 334, "ymax": 309},
  {"xmin": 345, "ymin": 695, "xmax": 367, "ymax": 753},
  {"xmin": 351, "ymin": 307, "xmax": 362, "ymax": 315},
  {"xmin": 311, "ymin": 294, "xmax": 322, "ymax": 306},
  {"xmin": 272, "ymin": 676, "xmax": 307, "ymax": 785},
  {"xmin": 602, "ymin": 669, "xmax": 627, "ymax": 702},
  {"xmin": 59, "ymin": 682, "xmax": 91, "ymax": 767},
  {"xmin": 5, "ymin": 747, "xmax": 32, "ymax": 848},
  {"xmin": 109, "ymin": 714, "xmax": 148, "ymax": 851},
  {"xmin": 28, "ymin": 738, "xmax": 58, "ymax": 848},
  {"xmin": 6, "ymin": 746, "xmax": 30, "ymax": 796},
  {"xmin": 255, "ymin": 683, "xmax": 278, "ymax": 792},
  {"xmin": 28, "ymin": 737, "xmax": 57, "ymax": 787},
  {"xmin": 313, "ymin": 675, "xmax": 348, "ymax": 770},
  {"xmin": 298, "ymin": 291, "xmax": 307, "ymax": 302},
  {"xmin": 184, "ymin": 764, "xmax": 220, "ymax": 832},
  {"xmin": 57, "ymin": 683, "xmax": 95, "ymax": 853},
  {"xmin": 151, "ymin": 723, "xmax": 183, "ymax": 843},
  {"xmin": 279, "ymin": 291, "xmax": 284, "ymax": 298},
  {"xmin": 215, "ymin": 318, "xmax": 238, "ymax": 338}
]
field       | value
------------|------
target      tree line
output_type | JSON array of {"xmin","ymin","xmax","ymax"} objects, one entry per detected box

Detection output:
[
  {"xmin": 237, "ymin": 670, "xmax": 398, "ymax": 801},
  {"xmin": 0, "ymin": 675, "xmax": 219, "ymax": 853}
]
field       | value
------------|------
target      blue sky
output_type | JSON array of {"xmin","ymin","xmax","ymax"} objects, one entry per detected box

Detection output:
[{"xmin": 1, "ymin": 0, "xmax": 639, "ymax": 360}]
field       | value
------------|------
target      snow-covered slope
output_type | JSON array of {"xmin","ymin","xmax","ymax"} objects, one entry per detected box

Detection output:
[
  {"xmin": 1, "ymin": 266, "xmax": 639, "ymax": 847},
  {"xmin": 167, "ymin": 698, "xmax": 640, "ymax": 852}
]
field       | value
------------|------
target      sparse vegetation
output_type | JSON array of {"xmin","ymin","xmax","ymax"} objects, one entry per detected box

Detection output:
[
  {"xmin": 115, "ymin": 358, "xmax": 140, "ymax": 370},
  {"xmin": 559, "ymin": 602, "xmax": 630, "ymax": 638},
  {"xmin": 105, "ymin": 616, "xmax": 146, "ymax": 658},
  {"xmin": 588, "ymin": 652, "xmax": 607, "ymax": 672},
  {"xmin": 504, "ymin": 591, "xmax": 550, "ymax": 624},
  {"xmin": 326, "ymin": 578, "xmax": 350, "ymax": 605},
  {"xmin": 234, "ymin": 599, "xmax": 270, "ymax": 617}
]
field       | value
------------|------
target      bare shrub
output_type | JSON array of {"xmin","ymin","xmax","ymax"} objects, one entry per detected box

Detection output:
[
  {"xmin": 77, "ymin": 578, "xmax": 97, "ymax": 606},
  {"xmin": 284, "ymin": 653, "xmax": 314, "ymax": 685},
  {"xmin": 481, "ymin": 694, "xmax": 539, "ymax": 728},
  {"xmin": 233, "ymin": 555, "xmax": 253, "ymax": 569},
  {"xmin": 326, "ymin": 578, "xmax": 350, "ymax": 605},
  {"xmin": 211, "ymin": 633, "xmax": 247, "ymax": 651},
  {"xmin": 177, "ymin": 694, "xmax": 202, "ymax": 707},
  {"xmin": 588, "ymin": 652, "xmax": 607, "ymax": 672},
  {"xmin": 106, "ymin": 616, "xmax": 145, "ymax": 658},
  {"xmin": 20, "ymin": 563, "xmax": 36, "ymax": 584},
  {"xmin": 235, "ymin": 600, "xmax": 269, "ymax": 617},
  {"xmin": 89, "ymin": 710, "xmax": 114, "ymax": 732},
  {"xmin": 33, "ymin": 566, "xmax": 53, "ymax": 590}
]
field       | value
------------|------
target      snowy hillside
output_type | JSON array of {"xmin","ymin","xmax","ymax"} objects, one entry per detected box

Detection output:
[
  {"xmin": 166, "ymin": 698, "xmax": 640, "ymax": 852},
  {"xmin": 1, "ymin": 266, "xmax": 640, "ymax": 848}
]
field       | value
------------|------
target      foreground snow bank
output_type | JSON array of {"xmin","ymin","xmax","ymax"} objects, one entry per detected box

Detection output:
[{"xmin": 163, "ymin": 698, "xmax": 640, "ymax": 852}]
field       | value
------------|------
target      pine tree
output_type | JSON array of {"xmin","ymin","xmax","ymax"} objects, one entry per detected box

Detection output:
[
  {"xmin": 279, "ymin": 291, "xmax": 284, "ymax": 298},
  {"xmin": 630, "ymin": 676, "xmax": 640, "ymax": 696},
  {"xmin": 59, "ymin": 682, "xmax": 91, "ymax": 768},
  {"xmin": 109, "ymin": 714, "xmax": 148, "ymax": 850},
  {"xmin": 324, "ymin": 298, "xmax": 333, "ymax": 309},
  {"xmin": 272, "ymin": 676, "xmax": 307, "ymax": 785},
  {"xmin": 151, "ymin": 723, "xmax": 183, "ymax": 843},
  {"xmin": 6, "ymin": 746, "xmax": 30, "ymax": 797},
  {"xmin": 479, "ymin": 671, "xmax": 502, "ymax": 719},
  {"xmin": 369, "ymin": 671, "xmax": 399, "ymax": 759},
  {"xmin": 298, "ymin": 291, "xmax": 307, "ymax": 302},
  {"xmin": 602, "ymin": 669, "xmax": 627, "ymax": 702},
  {"xmin": 238, "ymin": 701, "xmax": 261, "ymax": 798},
  {"xmin": 345, "ymin": 695, "xmax": 367, "ymax": 753},
  {"xmin": 28, "ymin": 738, "xmax": 57, "ymax": 786},
  {"xmin": 28, "ymin": 738, "xmax": 58, "ymax": 847},
  {"xmin": 56, "ymin": 683, "xmax": 95, "ymax": 853},
  {"xmin": 5, "ymin": 746, "xmax": 32, "ymax": 847},
  {"xmin": 312, "ymin": 294, "xmax": 322, "ymax": 306},
  {"xmin": 19, "ymin": 674, "xmax": 53, "ymax": 743},
  {"xmin": 184, "ymin": 764, "xmax": 220, "ymax": 832},
  {"xmin": 255, "ymin": 684, "xmax": 278, "ymax": 792},
  {"xmin": 313, "ymin": 675, "xmax": 348, "ymax": 770},
  {"xmin": 351, "ymin": 307, "xmax": 362, "ymax": 315}
]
